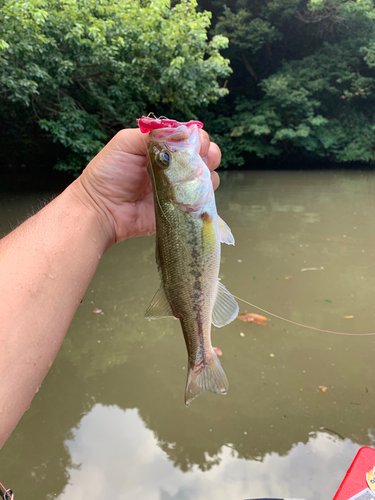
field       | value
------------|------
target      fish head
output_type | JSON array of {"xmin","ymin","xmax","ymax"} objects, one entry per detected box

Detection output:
[
  {"xmin": 138, "ymin": 116, "xmax": 211, "ymax": 210},
  {"xmin": 148, "ymin": 125, "xmax": 202, "ymax": 183}
]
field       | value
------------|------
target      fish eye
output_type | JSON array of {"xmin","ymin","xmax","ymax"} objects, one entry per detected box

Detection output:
[{"xmin": 156, "ymin": 150, "xmax": 171, "ymax": 168}]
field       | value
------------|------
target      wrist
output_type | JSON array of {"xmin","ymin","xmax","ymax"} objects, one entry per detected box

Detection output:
[{"xmin": 65, "ymin": 177, "xmax": 116, "ymax": 252}]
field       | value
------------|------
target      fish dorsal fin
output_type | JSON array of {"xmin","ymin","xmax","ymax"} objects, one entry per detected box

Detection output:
[
  {"xmin": 212, "ymin": 280, "xmax": 239, "ymax": 327},
  {"xmin": 145, "ymin": 284, "xmax": 174, "ymax": 319},
  {"xmin": 218, "ymin": 216, "xmax": 235, "ymax": 245}
]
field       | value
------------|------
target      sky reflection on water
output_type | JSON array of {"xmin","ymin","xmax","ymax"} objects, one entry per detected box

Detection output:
[{"xmin": 59, "ymin": 404, "xmax": 360, "ymax": 500}]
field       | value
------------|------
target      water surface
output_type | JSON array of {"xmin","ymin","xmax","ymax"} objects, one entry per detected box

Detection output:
[{"xmin": 1, "ymin": 171, "xmax": 375, "ymax": 499}]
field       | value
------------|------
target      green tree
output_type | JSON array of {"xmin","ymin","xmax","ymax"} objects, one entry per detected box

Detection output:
[
  {"xmin": 202, "ymin": 0, "xmax": 375, "ymax": 166},
  {"xmin": 0, "ymin": 0, "xmax": 230, "ymax": 173}
]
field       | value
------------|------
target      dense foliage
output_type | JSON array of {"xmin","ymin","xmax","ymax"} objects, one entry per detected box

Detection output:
[
  {"xmin": 2, "ymin": 0, "xmax": 375, "ymax": 171},
  {"xmin": 201, "ymin": 0, "xmax": 375, "ymax": 167},
  {"xmin": 0, "ymin": 0, "xmax": 230, "ymax": 173}
]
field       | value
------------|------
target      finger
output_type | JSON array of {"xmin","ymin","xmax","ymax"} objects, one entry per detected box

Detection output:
[
  {"xmin": 211, "ymin": 171, "xmax": 220, "ymax": 191},
  {"xmin": 108, "ymin": 128, "xmax": 148, "ymax": 157},
  {"xmin": 199, "ymin": 129, "xmax": 210, "ymax": 158},
  {"xmin": 203, "ymin": 142, "xmax": 221, "ymax": 172}
]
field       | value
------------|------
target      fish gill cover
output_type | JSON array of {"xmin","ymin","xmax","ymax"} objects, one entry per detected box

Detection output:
[{"xmin": 137, "ymin": 115, "xmax": 203, "ymax": 133}]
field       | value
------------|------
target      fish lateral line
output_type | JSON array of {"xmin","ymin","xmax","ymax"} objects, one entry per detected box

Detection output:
[{"xmin": 231, "ymin": 294, "xmax": 375, "ymax": 336}]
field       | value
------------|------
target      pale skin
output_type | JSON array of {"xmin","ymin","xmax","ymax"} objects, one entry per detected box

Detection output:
[{"xmin": 0, "ymin": 127, "xmax": 221, "ymax": 449}]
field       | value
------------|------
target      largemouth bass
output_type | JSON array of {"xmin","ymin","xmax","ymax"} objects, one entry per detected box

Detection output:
[{"xmin": 137, "ymin": 115, "xmax": 239, "ymax": 406}]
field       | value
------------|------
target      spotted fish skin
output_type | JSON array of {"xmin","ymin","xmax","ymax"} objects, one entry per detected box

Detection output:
[{"xmin": 138, "ymin": 116, "xmax": 238, "ymax": 406}]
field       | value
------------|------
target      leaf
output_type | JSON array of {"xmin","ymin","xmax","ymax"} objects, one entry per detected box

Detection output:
[
  {"xmin": 343, "ymin": 315, "xmax": 354, "ymax": 319},
  {"xmin": 285, "ymin": 275, "xmax": 293, "ymax": 279},
  {"xmin": 319, "ymin": 385, "xmax": 328, "ymax": 392},
  {"xmin": 0, "ymin": 0, "xmax": 231, "ymax": 174},
  {"xmin": 213, "ymin": 346, "xmax": 223, "ymax": 356},
  {"xmin": 325, "ymin": 299, "xmax": 332, "ymax": 303},
  {"xmin": 237, "ymin": 313, "xmax": 268, "ymax": 325}
]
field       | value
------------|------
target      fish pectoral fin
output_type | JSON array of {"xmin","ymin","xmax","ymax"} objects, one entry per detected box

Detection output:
[
  {"xmin": 145, "ymin": 285, "xmax": 174, "ymax": 319},
  {"xmin": 185, "ymin": 348, "xmax": 229, "ymax": 406},
  {"xmin": 218, "ymin": 216, "xmax": 235, "ymax": 245},
  {"xmin": 212, "ymin": 280, "xmax": 239, "ymax": 328}
]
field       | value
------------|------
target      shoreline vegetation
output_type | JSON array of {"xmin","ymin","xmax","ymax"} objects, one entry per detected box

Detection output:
[{"xmin": 1, "ymin": 0, "xmax": 375, "ymax": 177}]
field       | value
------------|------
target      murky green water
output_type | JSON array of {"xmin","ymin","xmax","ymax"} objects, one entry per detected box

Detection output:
[{"xmin": 1, "ymin": 170, "xmax": 375, "ymax": 500}]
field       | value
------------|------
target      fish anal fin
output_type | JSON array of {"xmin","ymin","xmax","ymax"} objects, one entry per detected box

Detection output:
[
  {"xmin": 185, "ymin": 349, "xmax": 229, "ymax": 406},
  {"xmin": 218, "ymin": 216, "xmax": 235, "ymax": 245},
  {"xmin": 145, "ymin": 284, "xmax": 174, "ymax": 319},
  {"xmin": 212, "ymin": 280, "xmax": 239, "ymax": 328}
]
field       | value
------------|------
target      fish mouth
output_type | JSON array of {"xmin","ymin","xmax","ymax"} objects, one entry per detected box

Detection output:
[
  {"xmin": 137, "ymin": 115, "xmax": 203, "ymax": 151},
  {"xmin": 150, "ymin": 125, "xmax": 195, "ymax": 142},
  {"xmin": 137, "ymin": 115, "xmax": 203, "ymax": 134},
  {"xmin": 149, "ymin": 125, "xmax": 203, "ymax": 156}
]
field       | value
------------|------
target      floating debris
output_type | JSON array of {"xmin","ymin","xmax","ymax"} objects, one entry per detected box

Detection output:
[{"xmin": 237, "ymin": 313, "xmax": 268, "ymax": 326}]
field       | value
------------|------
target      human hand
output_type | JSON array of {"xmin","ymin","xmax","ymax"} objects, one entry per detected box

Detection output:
[{"xmin": 71, "ymin": 128, "xmax": 221, "ymax": 245}]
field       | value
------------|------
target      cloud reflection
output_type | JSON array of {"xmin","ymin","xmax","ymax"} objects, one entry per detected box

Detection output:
[{"xmin": 59, "ymin": 404, "xmax": 360, "ymax": 500}]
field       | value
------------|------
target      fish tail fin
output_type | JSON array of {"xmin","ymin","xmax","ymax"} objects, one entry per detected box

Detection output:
[{"xmin": 185, "ymin": 348, "xmax": 229, "ymax": 407}]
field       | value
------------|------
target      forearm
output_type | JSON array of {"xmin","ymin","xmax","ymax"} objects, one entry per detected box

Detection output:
[{"xmin": 0, "ymin": 181, "xmax": 112, "ymax": 447}]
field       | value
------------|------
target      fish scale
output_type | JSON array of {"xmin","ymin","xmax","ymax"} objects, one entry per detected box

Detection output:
[{"xmin": 138, "ymin": 115, "xmax": 239, "ymax": 405}]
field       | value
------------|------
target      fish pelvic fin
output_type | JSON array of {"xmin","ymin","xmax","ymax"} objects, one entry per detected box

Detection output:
[
  {"xmin": 218, "ymin": 216, "xmax": 235, "ymax": 245},
  {"xmin": 145, "ymin": 284, "xmax": 174, "ymax": 319},
  {"xmin": 185, "ymin": 348, "xmax": 229, "ymax": 406}
]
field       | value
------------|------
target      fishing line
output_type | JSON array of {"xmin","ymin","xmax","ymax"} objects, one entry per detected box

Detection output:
[{"xmin": 232, "ymin": 294, "xmax": 375, "ymax": 336}]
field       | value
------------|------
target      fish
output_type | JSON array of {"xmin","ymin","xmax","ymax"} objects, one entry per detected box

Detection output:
[{"xmin": 137, "ymin": 115, "xmax": 239, "ymax": 406}]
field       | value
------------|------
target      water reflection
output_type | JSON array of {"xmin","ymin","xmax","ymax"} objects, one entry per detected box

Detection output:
[
  {"xmin": 1, "ymin": 171, "xmax": 375, "ymax": 499},
  {"xmin": 59, "ymin": 404, "xmax": 360, "ymax": 500}
]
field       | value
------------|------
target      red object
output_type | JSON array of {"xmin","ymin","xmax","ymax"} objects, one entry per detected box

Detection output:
[
  {"xmin": 333, "ymin": 447, "xmax": 375, "ymax": 499},
  {"xmin": 137, "ymin": 116, "xmax": 203, "ymax": 133}
]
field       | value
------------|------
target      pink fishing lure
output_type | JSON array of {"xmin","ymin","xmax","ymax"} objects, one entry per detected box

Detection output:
[{"xmin": 137, "ymin": 116, "xmax": 203, "ymax": 133}]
